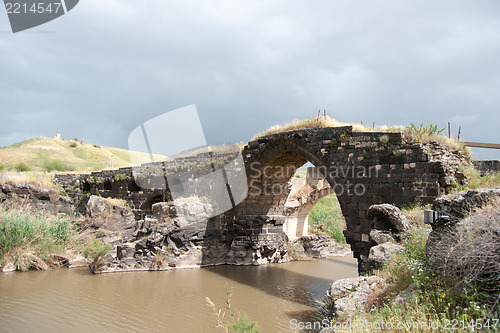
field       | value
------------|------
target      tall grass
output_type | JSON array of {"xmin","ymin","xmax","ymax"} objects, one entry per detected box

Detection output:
[
  {"xmin": 309, "ymin": 194, "xmax": 347, "ymax": 244},
  {"xmin": 250, "ymin": 118, "xmax": 469, "ymax": 159},
  {"xmin": 460, "ymin": 165, "xmax": 500, "ymax": 190},
  {"xmin": 206, "ymin": 284, "xmax": 259, "ymax": 333},
  {"xmin": 0, "ymin": 208, "xmax": 74, "ymax": 270}
]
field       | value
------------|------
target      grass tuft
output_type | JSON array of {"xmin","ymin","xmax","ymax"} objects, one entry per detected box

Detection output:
[{"xmin": 0, "ymin": 207, "xmax": 75, "ymax": 270}]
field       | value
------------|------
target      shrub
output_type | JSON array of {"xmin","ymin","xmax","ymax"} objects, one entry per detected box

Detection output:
[
  {"xmin": 69, "ymin": 142, "xmax": 77, "ymax": 148},
  {"xmin": 42, "ymin": 159, "xmax": 73, "ymax": 172},
  {"xmin": 329, "ymin": 138, "xmax": 338, "ymax": 148},
  {"xmin": 15, "ymin": 162, "xmax": 31, "ymax": 172},
  {"xmin": 427, "ymin": 208, "xmax": 500, "ymax": 314}
]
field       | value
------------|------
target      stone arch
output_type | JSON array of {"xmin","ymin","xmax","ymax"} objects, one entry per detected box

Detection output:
[
  {"xmin": 239, "ymin": 139, "xmax": 332, "ymax": 218},
  {"xmin": 140, "ymin": 194, "xmax": 164, "ymax": 211},
  {"xmin": 284, "ymin": 186, "xmax": 335, "ymax": 240},
  {"xmin": 239, "ymin": 131, "xmax": 396, "ymax": 261}
]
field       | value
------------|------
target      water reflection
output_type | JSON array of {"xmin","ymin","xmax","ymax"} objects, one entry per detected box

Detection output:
[{"xmin": 0, "ymin": 255, "xmax": 357, "ymax": 333}]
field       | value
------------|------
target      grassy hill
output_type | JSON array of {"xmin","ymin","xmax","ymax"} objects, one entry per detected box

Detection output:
[{"xmin": 0, "ymin": 137, "xmax": 164, "ymax": 173}]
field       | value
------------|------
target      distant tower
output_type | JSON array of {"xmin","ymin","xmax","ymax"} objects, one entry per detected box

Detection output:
[{"xmin": 54, "ymin": 132, "xmax": 61, "ymax": 140}]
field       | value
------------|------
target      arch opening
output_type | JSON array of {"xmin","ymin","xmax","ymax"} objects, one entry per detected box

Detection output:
[
  {"xmin": 140, "ymin": 194, "xmax": 164, "ymax": 211},
  {"xmin": 283, "ymin": 166, "xmax": 346, "ymax": 243},
  {"xmin": 238, "ymin": 140, "xmax": 350, "ymax": 245}
]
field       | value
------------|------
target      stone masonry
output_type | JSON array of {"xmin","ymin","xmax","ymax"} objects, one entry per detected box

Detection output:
[{"xmin": 55, "ymin": 126, "xmax": 469, "ymax": 266}]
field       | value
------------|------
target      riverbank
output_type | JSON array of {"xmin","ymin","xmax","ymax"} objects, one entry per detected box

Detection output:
[{"xmin": 0, "ymin": 179, "xmax": 350, "ymax": 274}]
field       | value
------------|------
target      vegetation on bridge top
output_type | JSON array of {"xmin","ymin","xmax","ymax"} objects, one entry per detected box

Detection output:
[{"xmin": 251, "ymin": 116, "xmax": 471, "ymax": 158}]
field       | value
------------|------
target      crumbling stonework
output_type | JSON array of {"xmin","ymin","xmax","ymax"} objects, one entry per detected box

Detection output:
[{"xmin": 54, "ymin": 126, "xmax": 469, "ymax": 269}]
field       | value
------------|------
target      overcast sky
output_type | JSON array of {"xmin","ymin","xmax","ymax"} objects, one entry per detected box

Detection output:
[{"xmin": 1, "ymin": 0, "xmax": 499, "ymax": 159}]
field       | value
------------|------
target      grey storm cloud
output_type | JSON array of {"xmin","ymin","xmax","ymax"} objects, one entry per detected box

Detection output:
[{"xmin": 0, "ymin": 0, "xmax": 499, "ymax": 159}]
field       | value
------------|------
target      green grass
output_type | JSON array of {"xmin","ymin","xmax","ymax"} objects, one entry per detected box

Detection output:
[
  {"xmin": 461, "ymin": 165, "xmax": 500, "ymax": 190},
  {"xmin": 309, "ymin": 194, "xmax": 347, "ymax": 244},
  {"xmin": 0, "ymin": 208, "xmax": 75, "ymax": 270}
]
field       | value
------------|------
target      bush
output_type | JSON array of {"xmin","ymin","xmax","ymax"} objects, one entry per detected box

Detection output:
[
  {"xmin": 42, "ymin": 159, "xmax": 73, "ymax": 172},
  {"xmin": 427, "ymin": 208, "xmax": 500, "ymax": 314},
  {"xmin": 15, "ymin": 162, "xmax": 31, "ymax": 172},
  {"xmin": 69, "ymin": 142, "xmax": 77, "ymax": 148},
  {"xmin": 0, "ymin": 208, "xmax": 73, "ymax": 270}
]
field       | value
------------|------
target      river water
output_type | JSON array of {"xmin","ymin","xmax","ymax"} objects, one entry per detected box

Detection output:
[{"xmin": 0, "ymin": 255, "xmax": 357, "ymax": 333}]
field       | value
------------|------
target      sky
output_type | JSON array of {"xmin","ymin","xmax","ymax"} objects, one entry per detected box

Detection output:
[{"xmin": 1, "ymin": 0, "xmax": 499, "ymax": 160}]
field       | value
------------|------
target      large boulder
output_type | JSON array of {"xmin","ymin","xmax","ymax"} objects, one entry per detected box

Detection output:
[
  {"xmin": 368, "ymin": 242, "xmax": 404, "ymax": 269},
  {"xmin": 369, "ymin": 229, "xmax": 394, "ymax": 245},
  {"xmin": 172, "ymin": 197, "xmax": 214, "ymax": 227},
  {"xmin": 84, "ymin": 195, "xmax": 135, "ymax": 233},
  {"xmin": 368, "ymin": 204, "xmax": 411, "ymax": 242},
  {"xmin": 87, "ymin": 195, "xmax": 112, "ymax": 218},
  {"xmin": 326, "ymin": 276, "xmax": 385, "ymax": 318},
  {"xmin": 299, "ymin": 234, "xmax": 349, "ymax": 258}
]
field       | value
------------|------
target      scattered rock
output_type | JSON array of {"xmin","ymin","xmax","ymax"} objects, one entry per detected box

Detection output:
[
  {"xmin": 68, "ymin": 255, "xmax": 87, "ymax": 268},
  {"xmin": 1, "ymin": 262, "xmax": 16, "ymax": 273},
  {"xmin": 326, "ymin": 276, "xmax": 385, "ymax": 318},
  {"xmin": 369, "ymin": 229, "xmax": 394, "ymax": 245},
  {"xmin": 299, "ymin": 234, "xmax": 349, "ymax": 258},
  {"xmin": 392, "ymin": 283, "xmax": 416, "ymax": 305},
  {"xmin": 368, "ymin": 243, "xmax": 404, "ymax": 269}
]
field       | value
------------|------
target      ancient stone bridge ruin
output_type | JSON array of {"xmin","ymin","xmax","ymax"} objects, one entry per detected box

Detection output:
[{"xmin": 56, "ymin": 126, "xmax": 467, "ymax": 268}]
